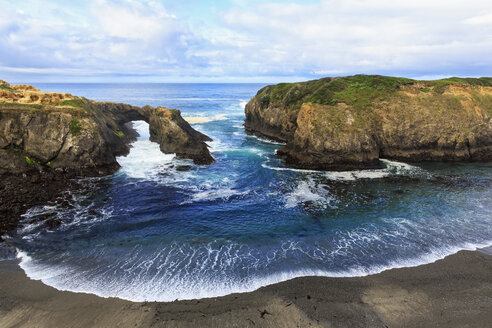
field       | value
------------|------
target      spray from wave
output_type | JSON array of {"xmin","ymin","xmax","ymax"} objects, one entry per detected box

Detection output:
[{"xmin": 116, "ymin": 121, "xmax": 175, "ymax": 180}]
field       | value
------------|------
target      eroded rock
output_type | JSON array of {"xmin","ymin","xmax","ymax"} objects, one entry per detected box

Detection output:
[
  {"xmin": 245, "ymin": 75, "xmax": 492, "ymax": 169},
  {"xmin": 0, "ymin": 81, "xmax": 214, "ymax": 175}
]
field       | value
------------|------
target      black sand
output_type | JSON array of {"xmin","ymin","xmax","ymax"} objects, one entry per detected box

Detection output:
[{"xmin": 1, "ymin": 248, "xmax": 491, "ymax": 327}]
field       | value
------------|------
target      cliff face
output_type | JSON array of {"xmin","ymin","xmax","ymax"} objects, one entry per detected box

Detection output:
[
  {"xmin": 0, "ymin": 80, "xmax": 214, "ymax": 176},
  {"xmin": 0, "ymin": 80, "xmax": 216, "ymax": 238},
  {"xmin": 244, "ymin": 96, "xmax": 299, "ymax": 142},
  {"xmin": 148, "ymin": 106, "xmax": 214, "ymax": 165},
  {"xmin": 245, "ymin": 75, "xmax": 492, "ymax": 169}
]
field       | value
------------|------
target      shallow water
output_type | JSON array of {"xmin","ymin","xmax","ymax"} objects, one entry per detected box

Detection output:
[{"xmin": 3, "ymin": 83, "xmax": 492, "ymax": 301}]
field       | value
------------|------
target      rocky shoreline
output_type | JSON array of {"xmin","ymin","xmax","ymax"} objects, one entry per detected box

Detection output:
[
  {"xmin": 0, "ymin": 80, "xmax": 214, "ymax": 238},
  {"xmin": 1, "ymin": 248, "xmax": 491, "ymax": 327},
  {"xmin": 245, "ymin": 75, "xmax": 492, "ymax": 170}
]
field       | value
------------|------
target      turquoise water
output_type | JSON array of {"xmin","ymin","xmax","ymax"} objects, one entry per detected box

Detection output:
[{"xmin": 4, "ymin": 83, "xmax": 492, "ymax": 301}]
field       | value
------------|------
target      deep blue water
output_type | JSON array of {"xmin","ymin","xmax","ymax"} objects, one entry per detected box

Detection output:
[{"xmin": 3, "ymin": 83, "xmax": 492, "ymax": 301}]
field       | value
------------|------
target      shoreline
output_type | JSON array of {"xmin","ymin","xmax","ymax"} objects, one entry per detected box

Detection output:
[
  {"xmin": 1, "ymin": 247, "xmax": 491, "ymax": 327},
  {"xmin": 14, "ymin": 241, "xmax": 492, "ymax": 303}
]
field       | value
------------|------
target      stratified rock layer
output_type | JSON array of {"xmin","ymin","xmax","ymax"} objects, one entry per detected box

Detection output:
[{"xmin": 245, "ymin": 75, "xmax": 492, "ymax": 169}]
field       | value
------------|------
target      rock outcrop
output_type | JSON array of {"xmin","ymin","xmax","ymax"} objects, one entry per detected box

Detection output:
[
  {"xmin": 245, "ymin": 75, "xmax": 492, "ymax": 170},
  {"xmin": 0, "ymin": 80, "xmax": 214, "ymax": 176},
  {"xmin": 0, "ymin": 80, "xmax": 214, "ymax": 238},
  {"xmin": 148, "ymin": 107, "xmax": 214, "ymax": 164}
]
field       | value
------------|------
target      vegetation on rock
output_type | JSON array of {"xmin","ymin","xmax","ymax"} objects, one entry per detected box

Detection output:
[
  {"xmin": 61, "ymin": 98, "xmax": 85, "ymax": 108},
  {"xmin": 0, "ymin": 79, "xmax": 214, "ymax": 176},
  {"xmin": 69, "ymin": 118, "xmax": 83, "ymax": 135},
  {"xmin": 246, "ymin": 75, "xmax": 492, "ymax": 170}
]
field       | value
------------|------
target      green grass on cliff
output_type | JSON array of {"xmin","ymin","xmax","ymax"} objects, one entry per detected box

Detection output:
[
  {"xmin": 0, "ymin": 85, "xmax": 14, "ymax": 92},
  {"xmin": 0, "ymin": 101, "xmax": 88, "ymax": 117},
  {"xmin": 25, "ymin": 156, "xmax": 40, "ymax": 165},
  {"xmin": 0, "ymin": 102, "xmax": 43, "ymax": 110},
  {"xmin": 257, "ymin": 75, "xmax": 415, "ymax": 110},
  {"xmin": 256, "ymin": 75, "xmax": 492, "ymax": 110},
  {"xmin": 69, "ymin": 118, "xmax": 83, "ymax": 135},
  {"xmin": 61, "ymin": 98, "xmax": 85, "ymax": 108},
  {"xmin": 113, "ymin": 130, "xmax": 125, "ymax": 138},
  {"xmin": 426, "ymin": 77, "xmax": 492, "ymax": 94}
]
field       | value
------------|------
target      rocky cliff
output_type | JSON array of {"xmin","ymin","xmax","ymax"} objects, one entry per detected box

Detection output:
[
  {"xmin": 0, "ymin": 80, "xmax": 214, "ymax": 176},
  {"xmin": 148, "ymin": 106, "xmax": 213, "ymax": 164},
  {"xmin": 0, "ymin": 80, "xmax": 214, "ymax": 238},
  {"xmin": 245, "ymin": 75, "xmax": 492, "ymax": 169}
]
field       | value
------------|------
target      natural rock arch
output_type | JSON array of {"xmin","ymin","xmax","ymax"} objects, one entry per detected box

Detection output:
[{"xmin": 0, "ymin": 81, "xmax": 214, "ymax": 176}]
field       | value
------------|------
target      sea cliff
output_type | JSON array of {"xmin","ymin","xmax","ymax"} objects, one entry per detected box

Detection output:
[
  {"xmin": 0, "ymin": 80, "xmax": 214, "ymax": 175},
  {"xmin": 245, "ymin": 75, "xmax": 492, "ymax": 170},
  {"xmin": 0, "ymin": 80, "xmax": 214, "ymax": 237}
]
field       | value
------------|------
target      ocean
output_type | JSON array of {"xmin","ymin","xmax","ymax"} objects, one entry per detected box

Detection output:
[{"xmin": 3, "ymin": 83, "xmax": 492, "ymax": 301}]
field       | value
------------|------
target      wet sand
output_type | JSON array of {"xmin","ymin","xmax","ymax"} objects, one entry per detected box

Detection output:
[{"xmin": 0, "ymin": 249, "xmax": 491, "ymax": 327}]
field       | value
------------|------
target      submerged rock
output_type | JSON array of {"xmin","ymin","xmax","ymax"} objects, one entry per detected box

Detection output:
[
  {"xmin": 176, "ymin": 165, "xmax": 192, "ymax": 171},
  {"xmin": 245, "ymin": 75, "xmax": 492, "ymax": 170}
]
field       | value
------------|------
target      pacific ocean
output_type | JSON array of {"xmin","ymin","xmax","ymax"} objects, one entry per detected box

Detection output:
[{"xmin": 4, "ymin": 83, "xmax": 492, "ymax": 302}]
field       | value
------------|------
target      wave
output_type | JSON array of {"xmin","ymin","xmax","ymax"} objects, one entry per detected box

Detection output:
[
  {"xmin": 159, "ymin": 98, "xmax": 240, "ymax": 101},
  {"xmin": 185, "ymin": 188, "xmax": 250, "ymax": 204},
  {"xmin": 284, "ymin": 179, "xmax": 332, "ymax": 209},
  {"xmin": 247, "ymin": 135, "xmax": 287, "ymax": 146},
  {"xmin": 16, "ymin": 239, "xmax": 492, "ymax": 302},
  {"xmin": 262, "ymin": 158, "xmax": 426, "ymax": 181},
  {"xmin": 239, "ymin": 101, "xmax": 247, "ymax": 110},
  {"xmin": 116, "ymin": 121, "xmax": 176, "ymax": 180},
  {"xmin": 184, "ymin": 114, "xmax": 228, "ymax": 124}
]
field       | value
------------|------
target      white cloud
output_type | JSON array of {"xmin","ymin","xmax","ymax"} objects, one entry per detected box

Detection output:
[
  {"xmin": 464, "ymin": 13, "xmax": 492, "ymax": 25},
  {"xmin": 0, "ymin": 0, "xmax": 491, "ymax": 82},
  {"xmin": 0, "ymin": 0, "xmax": 203, "ymax": 80},
  {"xmin": 217, "ymin": 0, "xmax": 492, "ymax": 78}
]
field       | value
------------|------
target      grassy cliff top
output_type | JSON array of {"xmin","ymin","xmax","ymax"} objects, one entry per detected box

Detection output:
[
  {"xmin": 0, "ymin": 78, "xmax": 90, "ymax": 115},
  {"xmin": 0, "ymin": 97, "xmax": 89, "ymax": 116},
  {"xmin": 256, "ymin": 75, "xmax": 492, "ymax": 110}
]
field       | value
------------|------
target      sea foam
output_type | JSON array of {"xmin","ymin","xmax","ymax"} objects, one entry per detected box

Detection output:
[
  {"xmin": 16, "ymin": 238, "xmax": 492, "ymax": 302},
  {"xmin": 116, "ymin": 121, "xmax": 176, "ymax": 180}
]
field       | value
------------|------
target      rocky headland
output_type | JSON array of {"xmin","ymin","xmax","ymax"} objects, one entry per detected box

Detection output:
[
  {"xmin": 245, "ymin": 75, "xmax": 492, "ymax": 170},
  {"xmin": 0, "ymin": 80, "xmax": 214, "ymax": 237}
]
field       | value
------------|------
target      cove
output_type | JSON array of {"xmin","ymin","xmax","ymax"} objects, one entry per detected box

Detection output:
[{"xmin": 3, "ymin": 83, "xmax": 492, "ymax": 302}]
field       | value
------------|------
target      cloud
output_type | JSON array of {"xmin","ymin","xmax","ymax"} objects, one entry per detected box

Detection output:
[
  {"xmin": 0, "ymin": 0, "xmax": 491, "ymax": 82},
  {"xmin": 0, "ymin": 0, "xmax": 206, "ymax": 81},
  {"xmin": 217, "ymin": 0, "xmax": 492, "ymax": 78}
]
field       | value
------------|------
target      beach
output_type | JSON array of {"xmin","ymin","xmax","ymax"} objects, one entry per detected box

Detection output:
[
  {"xmin": 2, "ymin": 1, "xmax": 492, "ymax": 327},
  {"xmin": 1, "ymin": 248, "xmax": 491, "ymax": 328}
]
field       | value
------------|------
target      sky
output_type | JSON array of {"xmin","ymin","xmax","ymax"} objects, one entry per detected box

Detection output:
[{"xmin": 0, "ymin": 0, "xmax": 491, "ymax": 83}]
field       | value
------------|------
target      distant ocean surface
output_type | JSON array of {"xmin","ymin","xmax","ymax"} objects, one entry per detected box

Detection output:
[{"xmin": 4, "ymin": 83, "xmax": 492, "ymax": 301}]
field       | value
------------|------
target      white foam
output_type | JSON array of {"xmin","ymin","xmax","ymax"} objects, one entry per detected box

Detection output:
[
  {"xmin": 187, "ymin": 188, "xmax": 249, "ymax": 203},
  {"xmin": 223, "ymin": 100, "xmax": 248, "ymax": 113},
  {"xmin": 247, "ymin": 135, "xmax": 287, "ymax": 145},
  {"xmin": 284, "ymin": 179, "xmax": 332, "ymax": 209},
  {"xmin": 262, "ymin": 163, "xmax": 321, "ymax": 173},
  {"xmin": 262, "ymin": 158, "xmax": 426, "ymax": 181},
  {"xmin": 16, "ymin": 239, "xmax": 492, "ymax": 302},
  {"xmin": 116, "ymin": 121, "xmax": 176, "ymax": 180},
  {"xmin": 239, "ymin": 101, "xmax": 247, "ymax": 110}
]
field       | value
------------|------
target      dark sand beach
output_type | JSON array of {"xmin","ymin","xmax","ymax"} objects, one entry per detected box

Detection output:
[{"xmin": 1, "ymin": 248, "xmax": 491, "ymax": 328}]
